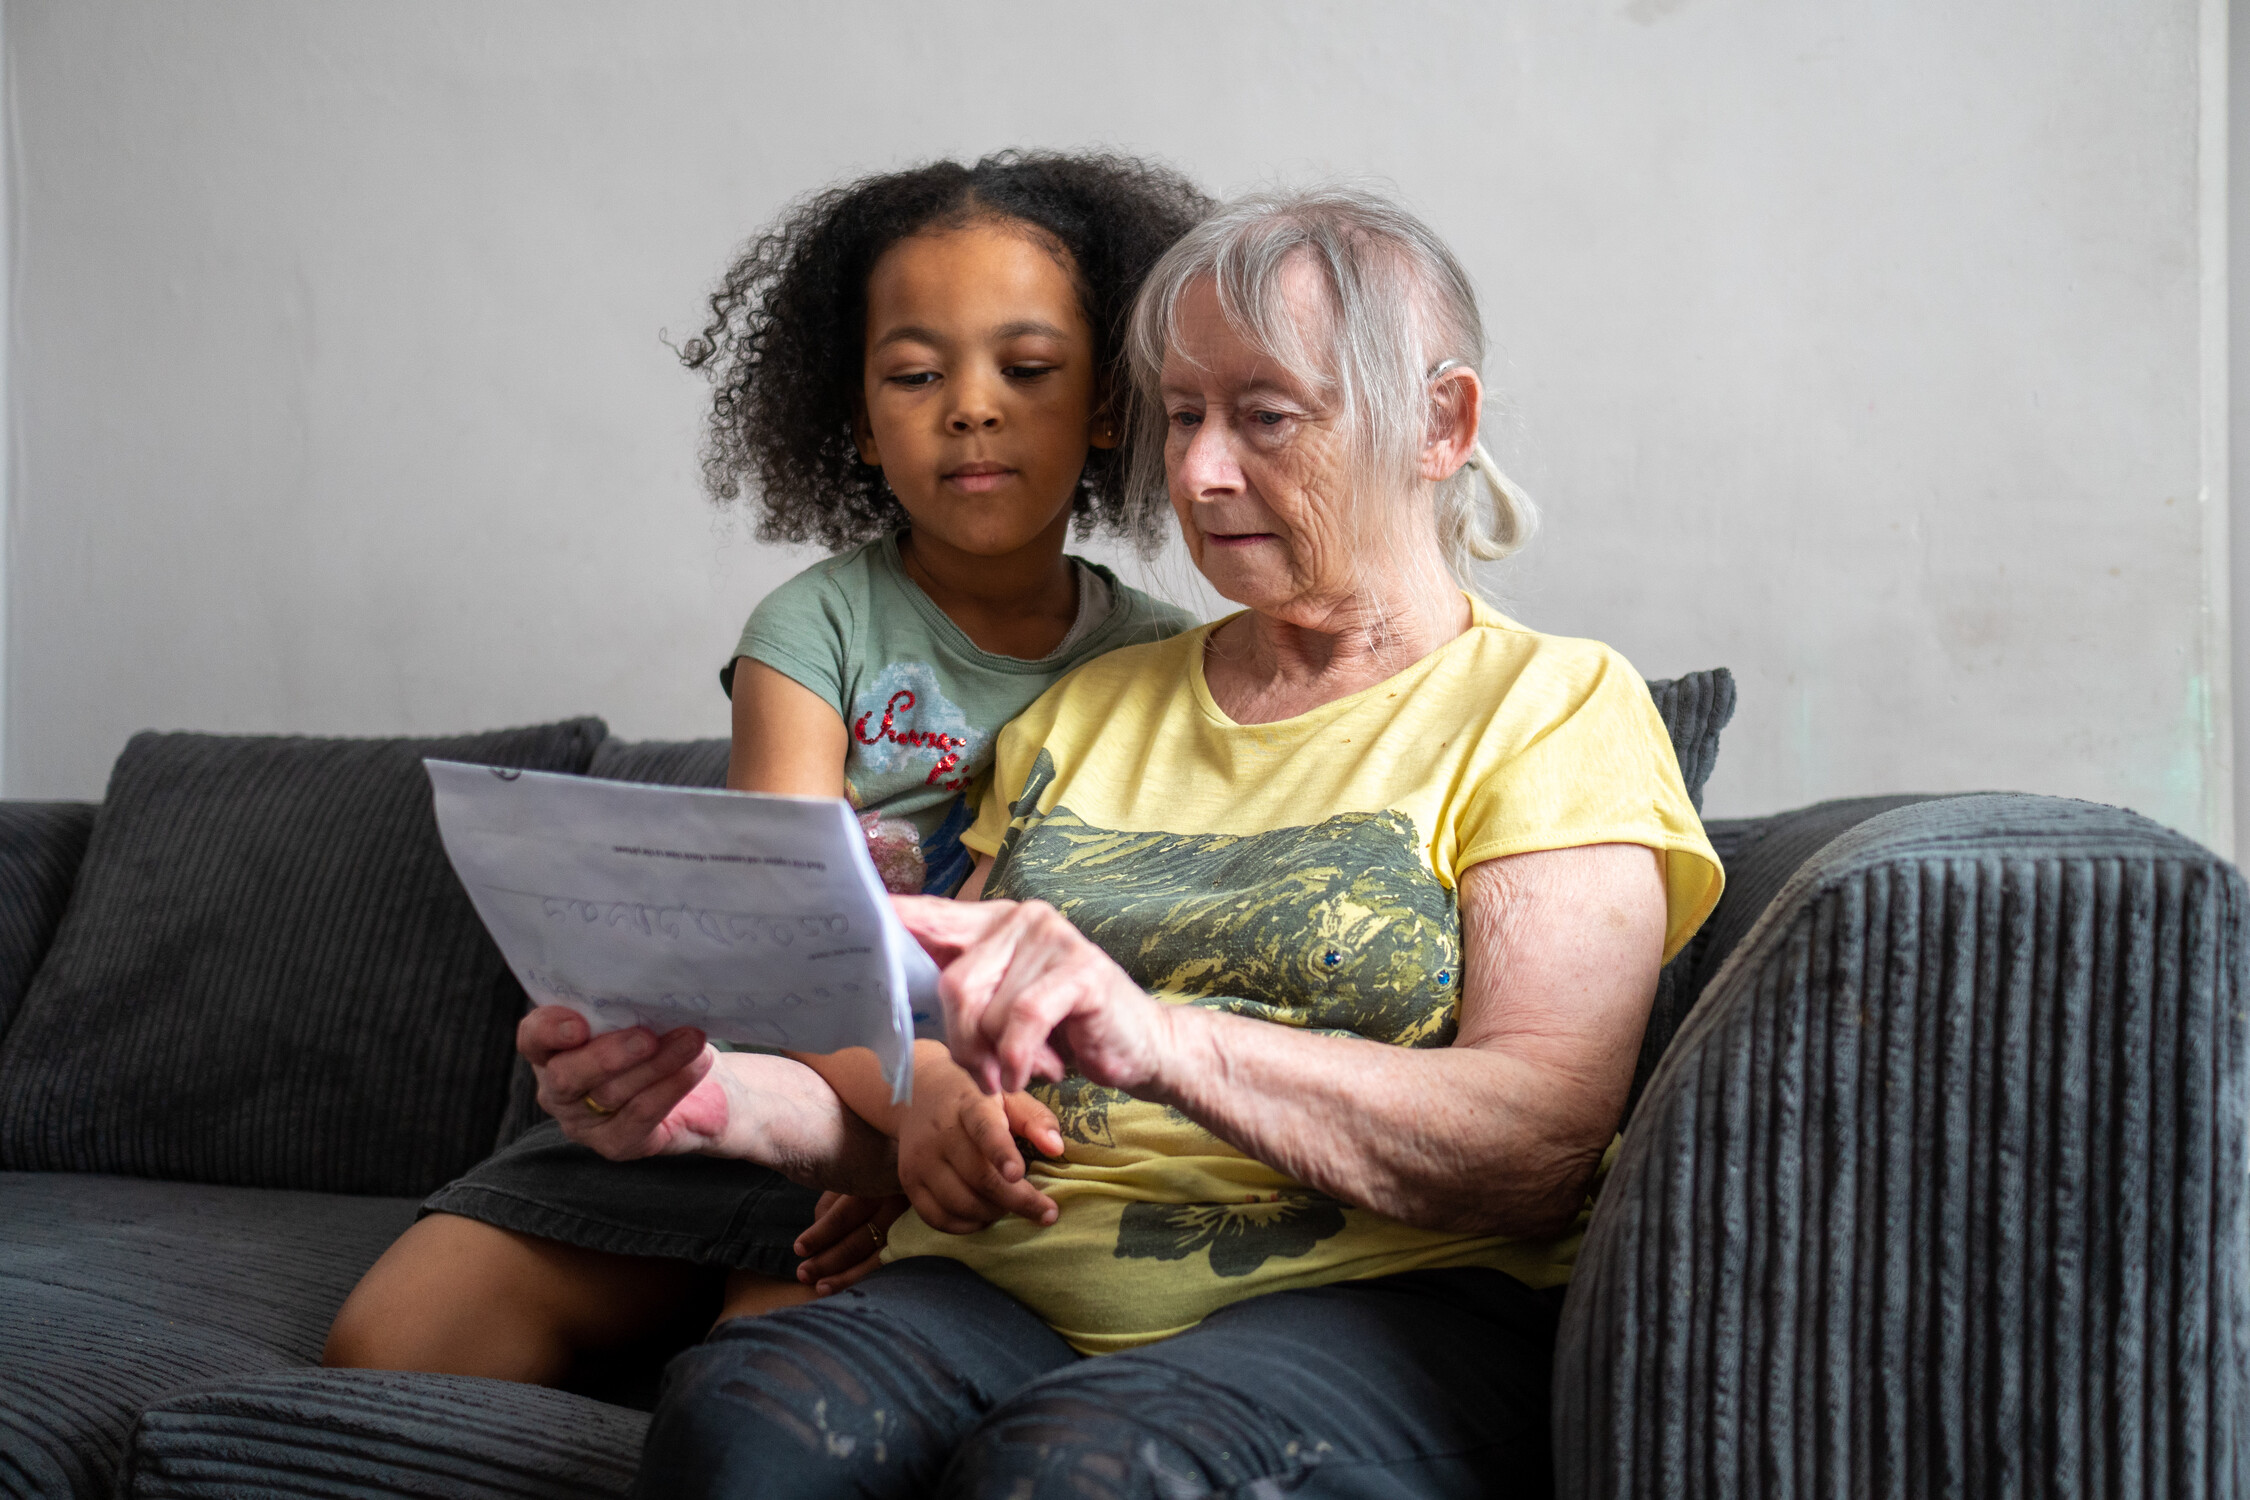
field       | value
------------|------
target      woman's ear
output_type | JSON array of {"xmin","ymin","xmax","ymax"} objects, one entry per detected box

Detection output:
[{"xmin": 1421, "ymin": 365, "xmax": 1482, "ymax": 482}]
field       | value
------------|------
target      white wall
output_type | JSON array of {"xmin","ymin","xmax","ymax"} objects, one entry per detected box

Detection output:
[{"xmin": 6, "ymin": 1, "xmax": 2230, "ymax": 850}]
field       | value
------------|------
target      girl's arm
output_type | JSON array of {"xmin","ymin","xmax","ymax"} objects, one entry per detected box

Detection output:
[
  {"xmin": 727, "ymin": 670, "xmax": 1055, "ymax": 1226},
  {"xmin": 726, "ymin": 658, "xmax": 849, "ymax": 795}
]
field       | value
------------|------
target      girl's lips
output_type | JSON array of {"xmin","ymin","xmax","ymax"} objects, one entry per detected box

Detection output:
[{"xmin": 943, "ymin": 466, "xmax": 1016, "ymax": 494}]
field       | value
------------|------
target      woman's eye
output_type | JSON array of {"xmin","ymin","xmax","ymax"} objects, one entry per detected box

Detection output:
[
  {"xmin": 1169, "ymin": 410, "xmax": 1203, "ymax": 430},
  {"xmin": 1252, "ymin": 410, "xmax": 1289, "ymax": 427}
]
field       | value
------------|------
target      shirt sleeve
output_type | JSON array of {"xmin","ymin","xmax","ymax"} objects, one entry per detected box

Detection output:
[
  {"xmin": 1451, "ymin": 642, "xmax": 1724, "ymax": 964},
  {"xmin": 728, "ymin": 564, "xmax": 854, "ymax": 716}
]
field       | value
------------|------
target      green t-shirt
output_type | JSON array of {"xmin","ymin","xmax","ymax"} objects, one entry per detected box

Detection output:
[{"xmin": 726, "ymin": 531, "xmax": 1198, "ymax": 845}]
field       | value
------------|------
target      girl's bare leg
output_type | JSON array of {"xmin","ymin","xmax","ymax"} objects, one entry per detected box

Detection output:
[
  {"xmin": 718, "ymin": 1268, "xmax": 817, "ymax": 1323},
  {"xmin": 324, "ymin": 1212, "xmax": 715, "ymax": 1385}
]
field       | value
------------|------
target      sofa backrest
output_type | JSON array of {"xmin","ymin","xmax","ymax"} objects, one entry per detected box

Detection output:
[{"xmin": 0, "ymin": 801, "xmax": 95, "ymax": 1041}]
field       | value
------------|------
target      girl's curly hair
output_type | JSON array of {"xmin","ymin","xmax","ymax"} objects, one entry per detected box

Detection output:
[{"xmin": 679, "ymin": 151, "xmax": 1212, "ymax": 552}]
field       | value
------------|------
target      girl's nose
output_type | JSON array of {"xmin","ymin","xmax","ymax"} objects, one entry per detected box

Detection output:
[{"xmin": 947, "ymin": 381, "xmax": 1003, "ymax": 433}]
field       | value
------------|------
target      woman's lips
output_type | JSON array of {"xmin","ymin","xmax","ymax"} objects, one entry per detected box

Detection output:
[{"xmin": 1204, "ymin": 531, "xmax": 1276, "ymax": 548}]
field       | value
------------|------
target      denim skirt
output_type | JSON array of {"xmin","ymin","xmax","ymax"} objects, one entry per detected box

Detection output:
[{"xmin": 420, "ymin": 1120, "xmax": 822, "ymax": 1281}]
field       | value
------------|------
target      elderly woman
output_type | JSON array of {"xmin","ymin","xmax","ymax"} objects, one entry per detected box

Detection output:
[{"xmin": 532, "ymin": 188, "xmax": 1721, "ymax": 1499}]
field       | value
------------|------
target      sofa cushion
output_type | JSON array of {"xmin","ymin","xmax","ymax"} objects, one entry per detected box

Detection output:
[
  {"xmin": 0, "ymin": 1171, "xmax": 419, "ymax": 1499},
  {"xmin": 0, "ymin": 801, "xmax": 96, "ymax": 1041},
  {"xmin": 0, "ymin": 721, "xmax": 604, "ymax": 1195},
  {"xmin": 586, "ymin": 736, "xmax": 729, "ymax": 789},
  {"xmin": 1643, "ymin": 668, "xmax": 1734, "ymax": 814},
  {"xmin": 1615, "ymin": 669, "xmax": 1735, "ymax": 1126},
  {"xmin": 123, "ymin": 1369, "xmax": 645, "ymax": 1500}
]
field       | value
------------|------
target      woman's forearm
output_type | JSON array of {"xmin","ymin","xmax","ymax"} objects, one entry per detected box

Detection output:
[
  {"xmin": 709, "ymin": 1051, "xmax": 900, "ymax": 1195},
  {"xmin": 1143, "ymin": 1003, "xmax": 1615, "ymax": 1238}
]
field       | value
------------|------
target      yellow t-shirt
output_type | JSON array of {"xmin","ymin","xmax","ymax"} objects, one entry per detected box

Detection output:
[{"xmin": 882, "ymin": 599, "xmax": 1725, "ymax": 1352}]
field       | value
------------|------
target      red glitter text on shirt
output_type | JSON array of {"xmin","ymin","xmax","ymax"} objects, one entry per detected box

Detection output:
[{"xmin": 854, "ymin": 689, "xmax": 970, "ymax": 790}]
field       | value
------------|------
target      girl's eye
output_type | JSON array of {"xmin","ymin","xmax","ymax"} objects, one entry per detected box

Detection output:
[
  {"xmin": 889, "ymin": 372, "xmax": 939, "ymax": 389},
  {"xmin": 1004, "ymin": 364, "xmax": 1057, "ymax": 380}
]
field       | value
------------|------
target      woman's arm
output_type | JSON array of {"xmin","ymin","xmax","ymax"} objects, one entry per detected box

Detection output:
[
  {"xmin": 516, "ymin": 1006, "xmax": 900, "ymax": 1194},
  {"xmin": 895, "ymin": 842, "xmax": 1666, "ymax": 1239}
]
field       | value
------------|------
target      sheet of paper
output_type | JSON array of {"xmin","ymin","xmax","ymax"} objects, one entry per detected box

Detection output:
[{"xmin": 425, "ymin": 760, "xmax": 943, "ymax": 1102}]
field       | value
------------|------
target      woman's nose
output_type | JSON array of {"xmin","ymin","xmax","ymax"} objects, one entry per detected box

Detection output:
[{"xmin": 1173, "ymin": 420, "xmax": 1241, "ymax": 495}]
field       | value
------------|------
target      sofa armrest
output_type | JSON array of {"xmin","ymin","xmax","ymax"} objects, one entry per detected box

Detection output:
[
  {"xmin": 1555, "ymin": 794, "xmax": 2250, "ymax": 1498},
  {"xmin": 0, "ymin": 801, "xmax": 96, "ymax": 1040}
]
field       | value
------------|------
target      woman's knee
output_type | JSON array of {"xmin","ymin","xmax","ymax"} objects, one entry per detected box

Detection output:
[
  {"xmin": 638, "ymin": 1307, "xmax": 951, "ymax": 1500},
  {"xmin": 637, "ymin": 1262, "xmax": 1073, "ymax": 1500},
  {"xmin": 940, "ymin": 1361, "xmax": 1231, "ymax": 1500}
]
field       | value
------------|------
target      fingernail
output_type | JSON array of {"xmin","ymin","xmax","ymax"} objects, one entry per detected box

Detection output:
[
  {"xmin": 816, "ymin": 1282, "xmax": 832, "ymax": 1295},
  {"xmin": 1041, "ymin": 1209, "xmax": 1058, "ymax": 1225},
  {"xmin": 623, "ymin": 1032, "xmax": 652, "ymax": 1059}
]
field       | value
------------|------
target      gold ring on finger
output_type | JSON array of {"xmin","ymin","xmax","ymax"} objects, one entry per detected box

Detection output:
[
  {"xmin": 867, "ymin": 1223, "xmax": 885, "ymax": 1250},
  {"xmin": 582, "ymin": 1094, "xmax": 614, "ymax": 1116}
]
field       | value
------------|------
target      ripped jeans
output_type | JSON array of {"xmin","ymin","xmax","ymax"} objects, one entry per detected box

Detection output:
[{"xmin": 632, "ymin": 1257, "xmax": 1562, "ymax": 1500}]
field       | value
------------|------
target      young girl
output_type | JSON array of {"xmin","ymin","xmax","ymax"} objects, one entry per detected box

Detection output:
[{"xmin": 324, "ymin": 151, "xmax": 1208, "ymax": 1388}]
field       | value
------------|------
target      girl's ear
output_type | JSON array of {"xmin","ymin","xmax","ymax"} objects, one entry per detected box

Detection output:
[
  {"xmin": 851, "ymin": 397, "xmax": 882, "ymax": 467},
  {"xmin": 1088, "ymin": 383, "xmax": 1122, "ymax": 451}
]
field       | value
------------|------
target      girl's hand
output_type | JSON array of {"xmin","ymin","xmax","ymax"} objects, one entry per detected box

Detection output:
[
  {"xmin": 519, "ymin": 1006, "xmax": 728, "ymax": 1159},
  {"xmin": 892, "ymin": 896, "xmax": 1173, "ymax": 1098},
  {"xmin": 895, "ymin": 1062, "xmax": 1062, "ymax": 1234},
  {"xmin": 793, "ymin": 1192, "xmax": 908, "ymax": 1295}
]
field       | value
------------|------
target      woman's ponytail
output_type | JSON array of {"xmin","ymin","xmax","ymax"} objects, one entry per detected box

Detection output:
[{"xmin": 1436, "ymin": 440, "xmax": 1538, "ymax": 593}]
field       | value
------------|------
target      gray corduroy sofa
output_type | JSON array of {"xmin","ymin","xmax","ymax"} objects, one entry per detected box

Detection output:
[{"xmin": 0, "ymin": 696, "xmax": 2243, "ymax": 1499}]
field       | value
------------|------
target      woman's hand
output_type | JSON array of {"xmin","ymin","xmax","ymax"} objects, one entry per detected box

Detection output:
[
  {"xmin": 520, "ymin": 1006, "xmax": 727, "ymax": 1159},
  {"xmin": 519, "ymin": 1006, "xmax": 900, "ymax": 1195},
  {"xmin": 892, "ymin": 896, "xmax": 1174, "ymax": 1098}
]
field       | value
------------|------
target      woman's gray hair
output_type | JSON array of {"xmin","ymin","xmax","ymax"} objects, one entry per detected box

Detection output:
[{"xmin": 1124, "ymin": 186, "xmax": 1537, "ymax": 588}]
